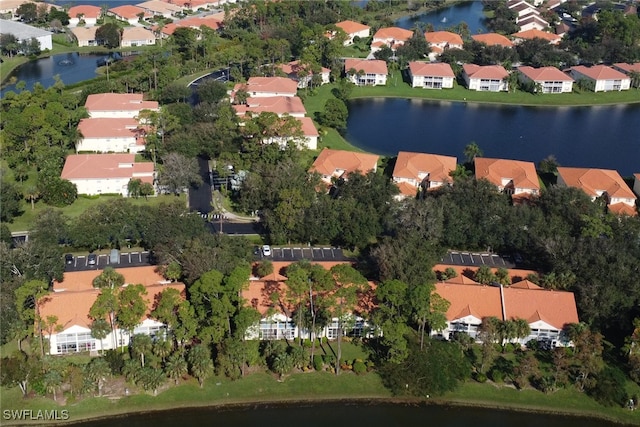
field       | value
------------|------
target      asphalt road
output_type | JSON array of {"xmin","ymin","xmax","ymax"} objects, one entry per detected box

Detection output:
[
  {"xmin": 439, "ymin": 251, "xmax": 517, "ymax": 269},
  {"xmin": 206, "ymin": 221, "xmax": 261, "ymax": 235},
  {"xmin": 64, "ymin": 251, "xmax": 151, "ymax": 272},
  {"xmin": 188, "ymin": 157, "xmax": 213, "ymax": 214}
]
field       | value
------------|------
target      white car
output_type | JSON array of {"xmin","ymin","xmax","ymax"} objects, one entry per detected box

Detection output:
[{"xmin": 262, "ymin": 245, "xmax": 272, "ymax": 257}]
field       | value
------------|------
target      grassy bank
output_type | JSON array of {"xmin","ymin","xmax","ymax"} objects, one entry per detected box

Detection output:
[
  {"xmin": 2, "ymin": 373, "xmax": 639, "ymax": 426},
  {"xmin": 351, "ymin": 70, "xmax": 640, "ymax": 107}
]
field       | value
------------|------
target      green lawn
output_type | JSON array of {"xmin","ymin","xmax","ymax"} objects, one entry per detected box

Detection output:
[
  {"xmin": 350, "ymin": 70, "xmax": 640, "ymax": 107},
  {"xmin": 443, "ymin": 381, "xmax": 640, "ymax": 425},
  {"xmin": 5, "ymin": 194, "xmax": 186, "ymax": 233}
]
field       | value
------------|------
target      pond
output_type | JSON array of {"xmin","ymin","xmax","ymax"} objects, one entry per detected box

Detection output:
[
  {"xmin": 396, "ymin": 1, "xmax": 487, "ymax": 34},
  {"xmin": 69, "ymin": 401, "xmax": 620, "ymax": 427},
  {"xmin": 1, "ymin": 52, "xmax": 105, "ymax": 97},
  {"xmin": 346, "ymin": 98, "xmax": 640, "ymax": 176}
]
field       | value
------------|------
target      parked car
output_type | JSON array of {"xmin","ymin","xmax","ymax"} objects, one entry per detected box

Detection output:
[
  {"xmin": 64, "ymin": 254, "xmax": 74, "ymax": 265},
  {"xmin": 253, "ymin": 246, "xmax": 260, "ymax": 256},
  {"xmin": 88, "ymin": 253, "xmax": 97, "ymax": 265},
  {"xmin": 262, "ymin": 245, "xmax": 272, "ymax": 257}
]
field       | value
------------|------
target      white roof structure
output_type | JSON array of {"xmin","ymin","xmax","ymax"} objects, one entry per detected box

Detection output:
[{"xmin": 0, "ymin": 19, "xmax": 53, "ymax": 38}]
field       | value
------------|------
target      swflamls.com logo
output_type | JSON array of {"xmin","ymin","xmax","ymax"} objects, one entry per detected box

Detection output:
[{"xmin": 3, "ymin": 410, "xmax": 70, "ymax": 421}]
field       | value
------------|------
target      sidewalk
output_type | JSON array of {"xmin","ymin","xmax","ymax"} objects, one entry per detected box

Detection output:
[{"xmin": 211, "ymin": 191, "xmax": 257, "ymax": 223}]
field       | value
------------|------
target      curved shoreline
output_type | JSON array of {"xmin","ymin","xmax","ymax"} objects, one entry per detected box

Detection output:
[{"xmin": 9, "ymin": 394, "xmax": 636, "ymax": 427}]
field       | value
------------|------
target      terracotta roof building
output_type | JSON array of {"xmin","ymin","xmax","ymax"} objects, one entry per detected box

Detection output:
[
  {"xmin": 334, "ymin": 20, "xmax": 370, "ymax": 45},
  {"xmin": 433, "ymin": 282, "xmax": 579, "ymax": 347},
  {"xmin": 517, "ymin": 66, "xmax": 574, "ymax": 93},
  {"xmin": 424, "ymin": 31, "xmax": 463, "ymax": 49},
  {"xmin": 471, "ymin": 33, "xmax": 514, "ymax": 48},
  {"xmin": 634, "ymin": 173, "xmax": 640, "ymax": 198},
  {"xmin": 233, "ymin": 76, "xmax": 298, "ymax": 98},
  {"xmin": 512, "ymin": 28, "xmax": 562, "ymax": 44},
  {"xmin": 462, "ymin": 64, "xmax": 510, "ymax": 92},
  {"xmin": 121, "ymin": 26, "xmax": 156, "ymax": 47},
  {"xmin": 68, "ymin": 5, "xmax": 101, "ymax": 26},
  {"xmin": 233, "ymin": 96, "xmax": 307, "ymax": 118},
  {"xmin": 310, "ymin": 148, "xmax": 379, "ymax": 184},
  {"xmin": 76, "ymin": 117, "xmax": 146, "ymax": 153},
  {"xmin": 392, "ymin": 151, "xmax": 456, "ymax": 198},
  {"xmin": 475, "ymin": 157, "xmax": 540, "ymax": 198},
  {"xmin": 108, "ymin": 5, "xmax": 149, "ymax": 23},
  {"xmin": 344, "ymin": 58, "xmax": 388, "ymax": 86},
  {"xmin": 408, "ymin": 62, "xmax": 455, "ymax": 89},
  {"xmin": 557, "ymin": 167, "xmax": 637, "ymax": 216},
  {"xmin": 567, "ymin": 65, "xmax": 631, "ymax": 92},
  {"xmin": 276, "ymin": 60, "xmax": 331, "ymax": 89},
  {"xmin": 84, "ymin": 93, "xmax": 159, "ymax": 118},
  {"xmin": 70, "ymin": 26, "xmax": 98, "ymax": 47},
  {"xmin": 371, "ymin": 26, "xmax": 413, "ymax": 52},
  {"xmin": 242, "ymin": 261, "xmax": 375, "ymax": 340},
  {"xmin": 61, "ymin": 153, "xmax": 154, "ymax": 196},
  {"xmin": 40, "ymin": 266, "xmax": 185, "ymax": 354}
]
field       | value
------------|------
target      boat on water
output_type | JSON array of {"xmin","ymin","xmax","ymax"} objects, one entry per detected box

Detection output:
[{"xmin": 441, "ymin": 17, "xmax": 447, "ymax": 23}]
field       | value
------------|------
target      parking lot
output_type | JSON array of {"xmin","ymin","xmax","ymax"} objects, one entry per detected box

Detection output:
[
  {"xmin": 440, "ymin": 251, "xmax": 516, "ymax": 268},
  {"xmin": 256, "ymin": 247, "xmax": 349, "ymax": 262},
  {"xmin": 65, "ymin": 251, "xmax": 151, "ymax": 272}
]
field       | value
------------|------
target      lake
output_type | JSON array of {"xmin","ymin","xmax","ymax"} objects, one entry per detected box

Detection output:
[
  {"xmin": 0, "ymin": 52, "xmax": 104, "ymax": 97},
  {"xmin": 396, "ymin": 1, "xmax": 487, "ymax": 34},
  {"xmin": 346, "ymin": 98, "xmax": 640, "ymax": 176},
  {"xmin": 69, "ymin": 401, "xmax": 620, "ymax": 427}
]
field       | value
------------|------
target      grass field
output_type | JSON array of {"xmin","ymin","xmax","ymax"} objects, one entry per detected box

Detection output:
[{"xmin": 6, "ymin": 194, "xmax": 186, "ymax": 233}]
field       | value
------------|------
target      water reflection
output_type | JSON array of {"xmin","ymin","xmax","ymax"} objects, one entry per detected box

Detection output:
[{"xmin": 346, "ymin": 98, "xmax": 640, "ymax": 175}]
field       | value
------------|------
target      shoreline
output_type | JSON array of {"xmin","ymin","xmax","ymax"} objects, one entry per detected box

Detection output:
[{"xmin": 8, "ymin": 395, "xmax": 635, "ymax": 427}]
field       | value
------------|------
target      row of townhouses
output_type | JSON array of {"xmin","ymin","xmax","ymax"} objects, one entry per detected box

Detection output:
[
  {"xmin": 39, "ymin": 262, "xmax": 581, "ymax": 355},
  {"xmin": 310, "ymin": 148, "xmax": 639, "ymax": 216}
]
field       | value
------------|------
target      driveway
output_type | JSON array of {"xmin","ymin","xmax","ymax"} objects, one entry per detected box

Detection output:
[
  {"xmin": 256, "ymin": 246, "xmax": 349, "ymax": 262},
  {"xmin": 65, "ymin": 251, "xmax": 151, "ymax": 272}
]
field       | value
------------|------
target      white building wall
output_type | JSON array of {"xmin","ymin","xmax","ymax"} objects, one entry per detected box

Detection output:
[
  {"xmin": 247, "ymin": 90, "xmax": 297, "ymax": 98},
  {"xmin": 121, "ymin": 37, "xmax": 156, "ymax": 47},
  {"xmin": 70, "ymin": 177, "xmax": 130, "ymax": 196},
  {"xmin": 88, "ymin": 110, "xmax": 146, "ymax": 119},
  {"xmin": 76, "ymin": 137, "xmax": 145, "ymax": 153}
]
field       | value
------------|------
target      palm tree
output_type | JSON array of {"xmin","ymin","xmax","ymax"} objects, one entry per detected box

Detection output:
[
  {"xmin": 449, "ymin": 164, "xmax": 472, "ymax": 182},
  {"xmin": 91, "ymin": 318, "xmax": 111, "ymax": 355},
  {"xmin": 463, "ymin": 141, "xmax": 483, "ymax": 164},
  {"xmin": 23, "ymin": 185, "xmax": 40, "ymax": 210},
  {"xmin": 130, "ymin": 334, "xmax": 153, "ymax": 368},
  {"xmin": 92, "ymin": 267, "xmax": 125, "ymax": 289},
  {"xmin": 188, "ymin": 344, "xmax": 213, "ymax": 388},
  {"xmin": 85, "ymin": 357, "xmax": 110, "ymax": 396},
  {"xmin": 272, "ymin": 352, "xmax": 294, "ymax": 381},
  {"xmin": 42, "ymin": 369, "xmax": 63, "ymax": 401},
  {"xmin": 165, "ymin": 352, "xmax": 188, "ymax": 385},
  {"xmin": 513, "ymin": 318, "xmax": 531, "ymax": 346},
  {"xmin": 153, "ymin": 337, "xmax": 172, "ymax": 362},
  {"xmin": 629, "ymin": 70, "xmax": 640, "ymax": 89}
]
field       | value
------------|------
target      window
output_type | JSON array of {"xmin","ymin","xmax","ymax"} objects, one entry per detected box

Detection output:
[{"xmin": 56, "ymin": 332, "xmax": 96, "ymax": 354}]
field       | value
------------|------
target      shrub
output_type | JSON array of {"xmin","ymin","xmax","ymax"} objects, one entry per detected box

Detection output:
[
  {"xmin": 353, "ymin": 360, "xmax": 367, "ymax": 375},
  {"xmin": 474, "ymin": 372, "xmax": 487, "ymax": 383},
  {"xmin": 313, "ymin": 355, "xmax": 324, "ymax": 371},
  {"xmin": 322, "ymin": 354, "xmax": 335, "ymax": 367},
  {"xmin": 489, "ymin": 369, "xmax": 504, "ymax": 383},
  {"xmin": 503, "ymin": 343, "xmax": 515, "ymax": 353}
]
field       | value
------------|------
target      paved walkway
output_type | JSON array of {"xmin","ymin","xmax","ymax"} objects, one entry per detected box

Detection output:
[{"xmin": 211, "ymin": 190, "xmax": 257, "ymax": 223}]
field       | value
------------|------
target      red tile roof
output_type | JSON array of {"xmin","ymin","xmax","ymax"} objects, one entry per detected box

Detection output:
[
  {"xmin": 78, "ymin": 117, "xmax": 140, "ymax": 139},
  {"xmin": 108, "ymin": 5, "xmax": 147, "ymax": 19},
  {"xmin": 613, "ymin": 62, "xmax": 640, "ymax": 74},
  {"xmin": 335, "ymin": 20, "xmax": 370, "ymax": 35},
  {"xmin": 511, "ymin": 279, "xmax": 542, "ymax": 290},
  {"xmin": 68, "ymin": 5, "xmax": 101, "ymax": 18},
  {"xmin": 238, "ymin": 76, "xmax": 298, "ymax": 95},
  {"xmin": 471, "ymin": 33, "xmax": 514, "ymax": 47},
  {"xmin": 557, "ymin": 167, "xmax": 636, "ymax": 200},
  {"xmin": 310, "ymin": 148, "xmax": 379, "ymax": 179},
  {"xmin": 436, "ymin": 283, "xmax": 503, "ymax": 321},
  {"xmin": 61, "ymin": 154, "xmax": 153, "ymax": 180},
  {"xmin": 518, "ymin": 66, "xmax": 574, "ymax": 82},
  {"xmin": 512, "ymin": 28, "xmax": 561, "ymax": 43},
  {"xmin": 298, "ymin": 117, "xmax": 319, "ymax": 137},
  {"xmin": 424, "ymin": 31, "xmax": 463, "ymax": 46},
  {"xmin": 84, "ymin": 93, "xmax": 158, "ymax": 113},
  {"xmin": 475, "ymin": 157, "xmax": 540, "ymax": 192},
  {"xmin": 502, "ymin": 287, "xmax": 579, "ymax": 329},
  {"xmin": 344, "ymin": 58, "xmax": 388, "ymax": 75},
  {"xmin": 40, "ymin": 283, "xmax": 185, "ymax": 334},
  {"xmin": 463, "ymin": 64, "xmax": 510, "ymax": 80},
  {"xmin": 122, "ymin": 27, "xmax": 155, "ymax": 42},
  {"xmin": 432, "ymin": 265, "xmax": 538, "ymax": 283},
  {"xmin": 277, "ymin": 60, "xmax": 330, "ymax": 76},
  {"xmin": 568, "ymin": 65, "xmax": 629, "ymax": 80},
  {"xmin": 395, "ymin": 181, "xmax": 418, "ymax": 198},
  {"xmin": 233, "ymin": 96, "xmax": 306, "ymax": 116},
  {"xmin": 408, "ymin": 61, "xmax": 455, "ymax": 78},
  {"xmin": 373, "ymin": 26, "xmax": 413, "ymax": 41},
  {"xmin": 393, "ymin": 151, "xmax": 457, "ymax": 183},
  {"xmin": 54, "ymin": 266, "xmax": 172, "ymax": 292},
  {"xmin": 608, "ymin": 202, "xmax": 637, "ymax": 216}
]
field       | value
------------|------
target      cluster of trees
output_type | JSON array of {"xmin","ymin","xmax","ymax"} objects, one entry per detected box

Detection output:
[{"xmin": 0, "ymin": 34, "xmax": 42, "ymax": 57}]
